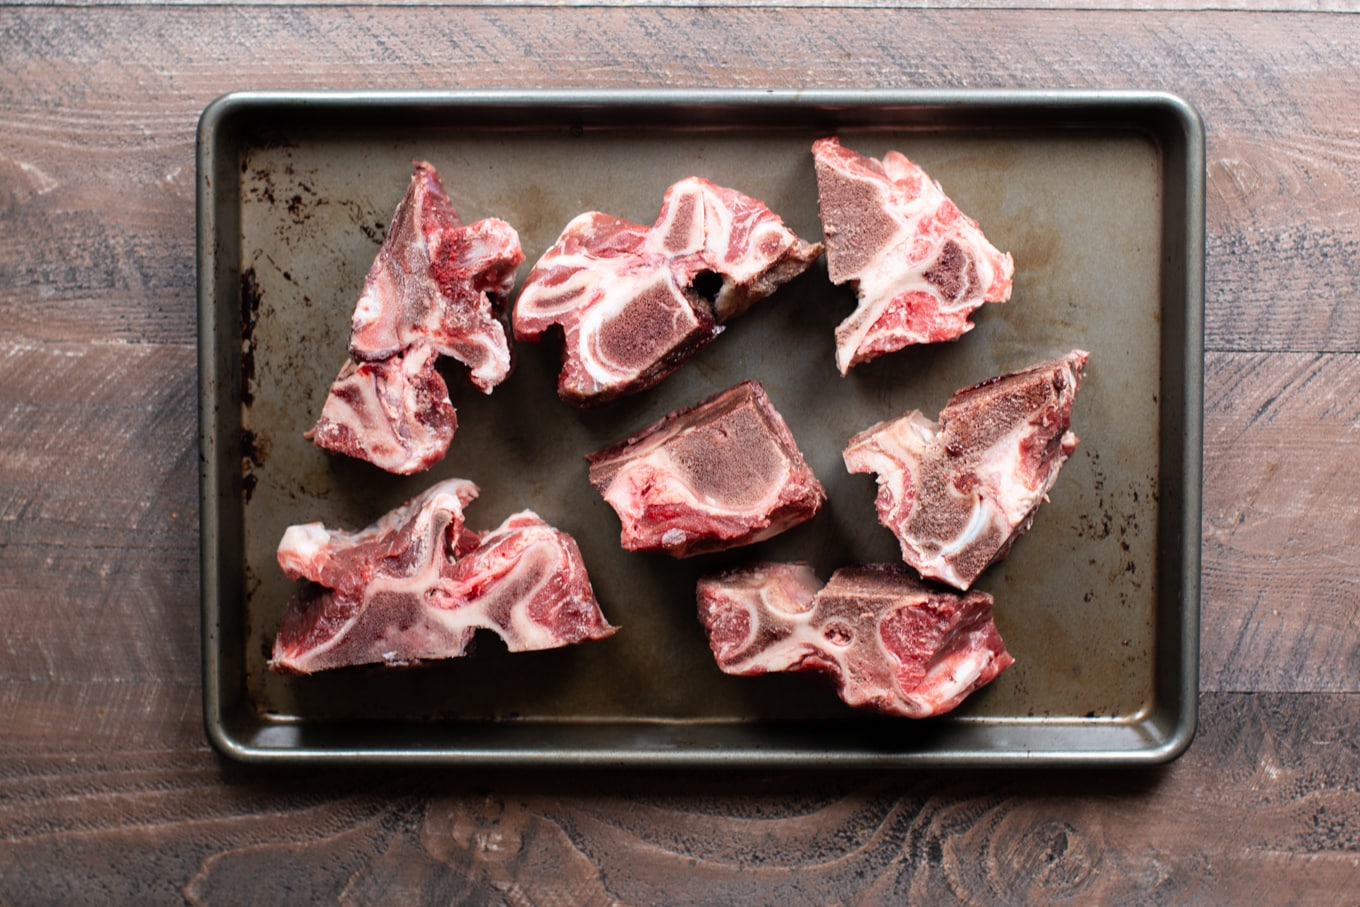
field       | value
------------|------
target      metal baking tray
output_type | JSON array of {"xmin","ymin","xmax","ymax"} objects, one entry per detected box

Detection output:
[{"xmin": 198, "ymin": 89, "xmax": 1203, "ymax": 766}]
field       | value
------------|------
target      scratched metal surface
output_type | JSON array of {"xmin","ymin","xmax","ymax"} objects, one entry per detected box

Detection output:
[{"xmin": 199, "ymin": 91, "xmax": 1202, "ymax": 765}]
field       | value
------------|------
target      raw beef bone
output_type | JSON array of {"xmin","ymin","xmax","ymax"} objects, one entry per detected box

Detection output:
[
  {"xmin": 587, "ymin": 381, "xmax": 825, "ymax": 558},
  {"xmin": 513, "ymin": 177, "xmax": 823, "ymax": 406},
  {"xmin": 696, "ymin": 562, "xmax": 1013, "ymax": 718},
  {"xmin": 843, "ymin": 350, "xmax": 1089, "ymax": 591},
  {"xmin": 306, "ymin": 344, "xmax": 456, "ymax": 476},
  {"xmin": 309, "ymin": 161, "xmax": 525, "ymax": 474},
  {"xmin": 812, "ymin": 137, "xmax": 1014, "ymax": 374},
  {"xmin": 271, "ymin": 478, "xmax": 615, "ymax": 674}
]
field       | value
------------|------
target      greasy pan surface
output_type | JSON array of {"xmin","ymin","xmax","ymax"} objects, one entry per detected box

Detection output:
[{"xmin": 199, "ymin": 90, "xmax": 1203, "ymax": 765}]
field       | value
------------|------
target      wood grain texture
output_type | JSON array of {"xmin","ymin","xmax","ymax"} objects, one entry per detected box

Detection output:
[
  {"xmin": 6, "ymin": 0, "xmax": 1360, "ymax": 9},
  {"xmin": 1202, "ymin": 351, "xmax": 1360, "ymax": 693},
  {"xmin": 1, "ymin": 10, "xmax": 1360, "ymax": 350},
  {"xmin": 1, "ymin": 2, "xmax": 1358, "ymax": 901},
  {"xmin": 0, "ymin": 340, "xmax": 199, "ymax": 684},
  {"xmin": 1, "ymin": 692, "xmax": 1357, "ymax": 904}
]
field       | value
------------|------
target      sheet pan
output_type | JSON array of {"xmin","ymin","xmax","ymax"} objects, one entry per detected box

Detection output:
[{"xmin": 198, "ymin": 89, "xmax": 1203, "ymax": 766}]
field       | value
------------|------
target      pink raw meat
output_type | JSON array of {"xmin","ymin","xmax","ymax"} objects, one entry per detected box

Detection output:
[
  {"xmin": 587, "ymin": 381, "xmax": 825, "ymax": 558},
  {"xmin": 310, "ymin": 161, "xmax": 524, "ymax": 473},
  {"xmin": 271, "ymin": 478, "xmax": 614, "ymax": 674},
  {"xmin": 843, "ymin": 350, "xmax": 1088, "ymax": 590},
  {"xmin": 513, "ymin": 177, "xmax": 822, "ymax": 406},
  {"xmin": 812, "ymin": 137, "xmax": 1014, "ymax": 374},
  {"xmin": 307, "ymin": 344, "xmax": 456, "ymax": 476},
  {"xmin": 697, "ymin": 562, "xmax": 1013, "ymax": 718}
]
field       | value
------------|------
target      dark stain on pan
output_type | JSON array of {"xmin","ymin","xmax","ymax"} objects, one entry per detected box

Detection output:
[
  {"xmin": 240, "ymin": 268, "xmax": 265, "ymax": 504},
  {"xmin": 241, "ymin": 428, "xmax": 270, "ymax": 505},
  {"xmin": 1076, "ymin": 449, "xmax": 1113, "ymax": 541},
  {"xmin": 1074, "ymin": 447, "xmax": 1155, "ymax": 606},
  {"xmin": 240, "ymin": 268, "xmax": 261, "ymax": 408},
  {"xmin": 247, "ymin": 167, "xmax": 276, "ymax": 205},
  {"xmin": 241, "ymin": 428, "xmax": 267, "ymax": 468},
  {"xmin": 355, "ymin": 208, "xmax": 386, "ymax": 244},
  {"xmin": 255, "ymin": 160, "xmax": 382, "ymax": 244},
  {"xmin": 284, "ymin": 178, "xmax": 320, "ymax": 225}
]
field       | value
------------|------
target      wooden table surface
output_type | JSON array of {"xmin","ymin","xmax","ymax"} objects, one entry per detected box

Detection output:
[{"xmin": 3, "ymin": 1, "xmax": 1358, "ymax": 902}]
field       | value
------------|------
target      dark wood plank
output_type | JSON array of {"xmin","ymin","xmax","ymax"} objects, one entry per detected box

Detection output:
[
  {"xmin": 0, "ymin": 691, "xmax": 1356, "ymax": 904},
  {"xmin": 0, "ymin": 341, "xmax": 199, "ymax": 683},
  {"xmin": 1202, "ymin": 350, "xmax": 1360, "ymax": 693},
  {"xmin": 1, "ymin": 9, "xmax": 1359, "ymax": 351},
  {"xmin": 0, "ymin": 341, "xmax": 196, "ymax": 547},
  {"xmin": 5, "ymin": 0, "xmax": 1358, "ymax": 9},
  {"xmin": 0, "ymin": 682, "xmax": 201, "ymax": 757}
]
